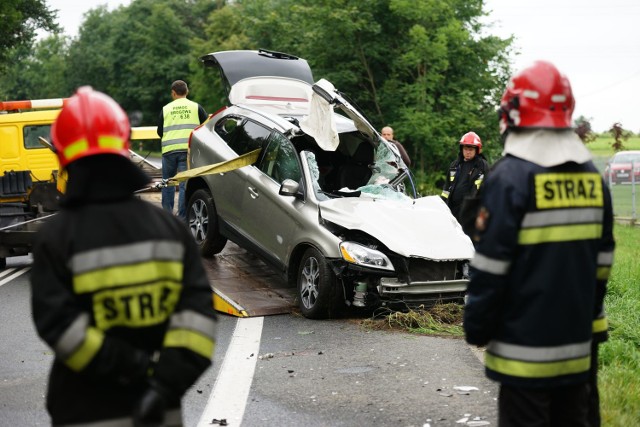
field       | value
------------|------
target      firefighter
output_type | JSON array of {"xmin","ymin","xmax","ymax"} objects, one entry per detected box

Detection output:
[
  {"xmin": 463, "ymin": 61, "xmax": 615, "ymax": 426},
  {"xmin": 30, "ymin": 86, "xmax": 217, "ymax": 427},
  {"xmin": 441, "ymin": 131, "xmax": 489, "ymax": 222},
  {"xmin": 157, "ymin": 80, "xmax": 208, "ymax": 220}
]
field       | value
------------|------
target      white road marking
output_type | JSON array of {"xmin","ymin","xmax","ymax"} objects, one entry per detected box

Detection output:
[
  {"xmin": 0, "ymin": 267, "xmax": 31, "ymax": 287},
  {"xmin": 197, "ymin": 316, "xmax": 264, "ymax": 426},
  {"xmin": 0, "ymin": 268, "xmax": 16, "ymax": 279}
]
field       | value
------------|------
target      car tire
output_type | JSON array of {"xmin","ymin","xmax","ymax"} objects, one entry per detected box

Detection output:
[
  {"xmin": 0, "ymin": 257, "xmax": 5, "ymax": 270},
  {"xmin": 297, "ymin": 247, "xmax": 340, "ymax": 319},
  {"xmin": 187, "ymin": 189, "xmax": 227, "ymax": 257}
]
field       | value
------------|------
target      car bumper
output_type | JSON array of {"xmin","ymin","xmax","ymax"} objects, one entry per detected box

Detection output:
[{"xmin": 379, "ymin": 277, "xmax": 468, "ymax": 296}]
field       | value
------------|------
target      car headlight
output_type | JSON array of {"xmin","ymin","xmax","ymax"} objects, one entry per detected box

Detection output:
[{"xmin": 339, "ymin": 241, "xmax": 394, "ymax": 271}]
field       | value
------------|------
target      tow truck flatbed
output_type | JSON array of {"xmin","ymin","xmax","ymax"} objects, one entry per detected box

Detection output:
[{"xmin": 204, "ymin": 242, "xmax": 297, "ymax": 317}]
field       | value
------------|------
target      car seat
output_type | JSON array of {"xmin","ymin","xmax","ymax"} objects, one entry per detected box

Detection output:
[{"xmin": 336, "ymin": 142, "xmax": 373, "ymax": 189}]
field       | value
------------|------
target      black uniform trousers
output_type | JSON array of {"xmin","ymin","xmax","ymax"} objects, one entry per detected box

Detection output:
[{"xmin": 498, "ymin": 383, "xmax": 590, "ymax": 427}]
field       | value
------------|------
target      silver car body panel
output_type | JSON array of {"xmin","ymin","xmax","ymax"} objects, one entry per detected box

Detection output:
[{"xmin": 318, "ymin": 196, "xmax": 475, "ymax": 260}]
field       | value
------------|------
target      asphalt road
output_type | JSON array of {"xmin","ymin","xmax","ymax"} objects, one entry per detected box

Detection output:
[{"xmin": 0, "ymin": 255, "xmax": 498, "ymax": 427}]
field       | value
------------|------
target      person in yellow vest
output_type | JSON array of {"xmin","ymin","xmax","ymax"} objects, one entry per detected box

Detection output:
[{"xmin": 157, "ymin": 80, "xmax": 208, "ymax": 220}]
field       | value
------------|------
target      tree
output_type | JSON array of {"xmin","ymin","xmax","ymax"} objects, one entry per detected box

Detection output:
[
  {"xmin": 195, "ymin": 0, "xmax": 512, "ymax": 186},
  {"xmin": 574, "ymin": 115, "xmax": 597, "ymax": 144},
  {"xmin": 0, "ymin": 0, "xmax": 58, "ymax": 69},
  {"xmin": 66, "ymin": 0, "xmax": 217, "ymax": 124},
  {"xmin": 0, "ymin": 35, "xmax": 71, "ymax": 100},
  {"xmin": 609, "ymin": 122, "xmax": 630, "ymax": 152},
  {"xmin": 2, "ymin": 0, "xmax": 514, "ymax": 193}
]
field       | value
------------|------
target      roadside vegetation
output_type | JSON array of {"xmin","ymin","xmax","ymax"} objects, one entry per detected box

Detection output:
[
  {"xmin": 1, "ymin": 0, "xmax": 513, "ymax": 190},
  {"xmin": 589, "ymin": 134, "xmax": 640, "ymax": 158},
  {"xmin": 599, "ymin": 224, "xmax": 640, "ymax": 426},
  {"xmin": 362, "ymin": 303, "xmax": 464, "ymax": 337}
]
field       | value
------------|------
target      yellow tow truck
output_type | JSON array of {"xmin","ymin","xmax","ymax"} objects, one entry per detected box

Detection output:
[
  {"xmin": 0, "ymin": 98, "xmax": 161, "ymax": 268},
  {"xmin": 0, "ymin": 98, "xmax": 284, "ymax": 317}
]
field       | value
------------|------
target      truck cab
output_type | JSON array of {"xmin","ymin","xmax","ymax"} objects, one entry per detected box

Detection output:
[
  {"xmin": 0, "ymin": 99, "xmax": 161, "ymax": 268},
  {"xmin": 0, "ymin": 100, "xmax": 64, "ymax": 268}
]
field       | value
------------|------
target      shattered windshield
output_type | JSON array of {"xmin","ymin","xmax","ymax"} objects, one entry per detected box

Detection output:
[{"xmin": 302, "ymin": 139, "xmax": 414, "ymax": 202}]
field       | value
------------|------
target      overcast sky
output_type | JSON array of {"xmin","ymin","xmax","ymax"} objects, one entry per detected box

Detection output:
[{"xmin": 46, "ymin": 0, "xmax": 640, "ymax": 132}]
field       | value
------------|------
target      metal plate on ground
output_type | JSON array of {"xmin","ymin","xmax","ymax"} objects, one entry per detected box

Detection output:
[{"xmin": 203, "ymin": 241, "xmax": 297, "ymax": 317}]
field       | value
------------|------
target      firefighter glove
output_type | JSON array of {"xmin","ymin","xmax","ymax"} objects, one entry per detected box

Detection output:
[{"xmin": 132, "ymin": 380, "xmax": 172, "ymax": 427}]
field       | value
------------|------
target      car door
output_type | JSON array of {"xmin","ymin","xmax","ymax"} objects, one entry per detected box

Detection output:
[
  {"xmin": 239, "ymin": 131, "xmax": 304, "ymax": 270},
  {"xmin": 209, "ymin": 117, "xmax": 270, "ymax": 230}
]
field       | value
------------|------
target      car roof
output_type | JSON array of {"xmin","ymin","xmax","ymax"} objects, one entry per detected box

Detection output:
[
  {"xmin": 200, "ymin": 49, "xmax": 315, "ymax": 89},
  {"xmin": 612, "ymin": 150, "xmax": 640, "ymax": 159}
]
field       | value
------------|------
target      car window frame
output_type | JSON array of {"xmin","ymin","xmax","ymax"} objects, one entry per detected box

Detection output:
[{"xmin": 258, "ymin": 131, "xmax": 302, "ymax": 185}]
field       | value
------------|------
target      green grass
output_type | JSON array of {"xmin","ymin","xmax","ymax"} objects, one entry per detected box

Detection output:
[
  {"xmin": 361, "ymin": 304, "xmax": 465, "ymax": 337},
  {"xmin": 587, "ymin": 135, "xmax": 640, "ymax": 158},
  {"xmin": 599, "ymin": 225, "xmax": 640, "ymax": 426}
]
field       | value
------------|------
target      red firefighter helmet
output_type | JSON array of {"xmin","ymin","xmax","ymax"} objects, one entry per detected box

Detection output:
[
  {"xmin": 51, "ymin": 86, "xmax": 130, "ymax": 168},
  {"xmin": 498, "ymin": 60, "xmax": 574, "ymax": 134},
  {"xmin": 459, "ymin": 131, "xmax": 482, "ymax": 154}
]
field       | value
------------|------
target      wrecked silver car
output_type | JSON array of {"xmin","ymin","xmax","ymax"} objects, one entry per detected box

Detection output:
[{"xmin": 185, "ymin": 49, "xmax": 474, "ymax": 319}]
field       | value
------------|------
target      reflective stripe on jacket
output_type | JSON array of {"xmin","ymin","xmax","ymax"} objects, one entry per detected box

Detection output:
[
  {"xmin": 161, "ymin": 98, "xmax": 200, "ymax": 154},
  {"xmin": 31, "ymin": 196, "xmax": 217, "ymax": 424},
  {"xmin": 441, "ymin": 154, "xmax": 488, "ymax": 202},
  {"xmin": 463, "ymin": 152, "xmax": 615, "ymax": 388}
]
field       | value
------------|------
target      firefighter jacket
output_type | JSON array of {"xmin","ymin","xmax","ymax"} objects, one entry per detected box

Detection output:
[
  {"xmin": 30, "ymin": 156, "xmax": 217, "ymax": 426},
  {"xmin": 441, "ymin": 153, "xmax": 489, "ymax": 221},
  {"xmin": 158, "ymin": 97, "xmax": 207, "ymax": 155},
  {"xmin": 463, "ymin": 150, "xmax": 614, "ymax": 389}
]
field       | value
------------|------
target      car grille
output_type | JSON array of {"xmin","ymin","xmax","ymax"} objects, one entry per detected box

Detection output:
[{"xmin": 407, "ymin": 259, "xmax": 459, "ymax": 283}]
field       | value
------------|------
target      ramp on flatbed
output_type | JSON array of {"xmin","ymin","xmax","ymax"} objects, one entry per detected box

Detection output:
[
  {"xmin": 137, "ymin": 192, "xmax": 296, "ymax": 317},
  {"xmin": 204, "ymin": 242, "xmax": 297, "ymax": 317}
]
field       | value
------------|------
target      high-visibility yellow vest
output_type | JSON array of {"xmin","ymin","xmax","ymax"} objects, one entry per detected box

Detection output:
[{"xmin": 161, "ymin": 98, "xmax": 200, "ymax": 154}]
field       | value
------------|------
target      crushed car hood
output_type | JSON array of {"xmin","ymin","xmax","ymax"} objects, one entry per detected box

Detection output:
[{"xmin": 319, "ymin": 196, "xmax": 475, "ymax": 260}]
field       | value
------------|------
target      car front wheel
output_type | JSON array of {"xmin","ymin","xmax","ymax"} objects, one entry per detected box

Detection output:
[
  {"xmin": 187, "ymin": 189, "xmax": 227, "ymax": 257},
  {"xmin": 297, "ymin": 247, "xmax": 340, "ymax": 319}
]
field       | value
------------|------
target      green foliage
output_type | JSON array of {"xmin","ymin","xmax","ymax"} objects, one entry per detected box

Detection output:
[
  {"xmin": 0, "ymin": 35, "xmax": 71, "ymax": 100},
  {"xmin": 0, "ymin": 0, "xmax": 58, "ymax": 69},
  {"xmin": 1, "ymin": 0, "xmax": 512, "ymax": 172},
  {"xmin": 599, "ymin": 225, "xmax": 640, "ymax": 425},
  {"xmin": 64, "ymin": 0, "xmax": 215, "ymax": 124},
  {"xmin": 574, "ymin": 115, "xmax": 597, "ymax": 144},
  {"xmin": 609, "ymin": 122, "xmax": 632, "ymax": 152},
  {"xmin": 195, "ymin": 0, "xmax": 511, "ymax": 189}
]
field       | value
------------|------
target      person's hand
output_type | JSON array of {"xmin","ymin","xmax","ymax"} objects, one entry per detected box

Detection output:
[{"xmin": 132, "ymin": 381, "xmax": 169, "ymax": 427}]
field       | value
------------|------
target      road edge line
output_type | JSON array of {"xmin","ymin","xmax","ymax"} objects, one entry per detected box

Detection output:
[
  {"xmin": 197, "ymin": 316, "xmax": 264, "ymax": 426},
  {"xmin": 0, "ymin": 267, "xmax": 31, "ymax": 287}
]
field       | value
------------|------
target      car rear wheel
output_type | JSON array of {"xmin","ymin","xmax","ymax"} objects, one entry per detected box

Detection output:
[
  {"xmin": 297, "ymin": 247, "xmax": 340, "ymax": 319},
  {"xmin": 187, "ymin": 189, "xmax": 227, "ymax": 257}
]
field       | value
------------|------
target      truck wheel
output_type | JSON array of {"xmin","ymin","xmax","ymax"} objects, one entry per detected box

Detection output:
[
  {"xmin": 187, "ymin": 189, "xmax": 227, "ymax": 257},
  {"xmin": 297, "ymin": 247, "xmax": 340, "ymax": 319}
]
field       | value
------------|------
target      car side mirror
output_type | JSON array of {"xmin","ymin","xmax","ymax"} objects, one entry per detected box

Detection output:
[{"xmin": 279, "ymin": 179, "xmax": 301, "ymax": 197}]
